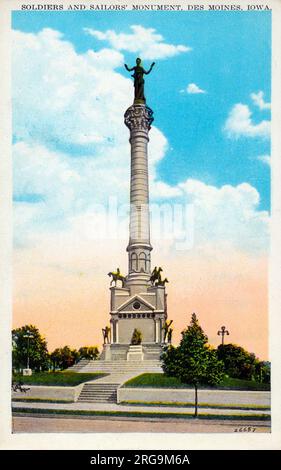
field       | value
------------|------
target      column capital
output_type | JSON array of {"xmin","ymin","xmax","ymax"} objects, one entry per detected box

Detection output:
[{"xmin": 124, "ymin": 104, "xmax": 154, "ymax": 132}]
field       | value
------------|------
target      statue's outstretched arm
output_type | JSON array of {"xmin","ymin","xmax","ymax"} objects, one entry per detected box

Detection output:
[
  {"xmin": 144, "ymin": 62, "xmax": 155, "ymax": 74},
  {"xmin": 125, "ymin": 64, "xmax": 134, "ymax": 72}
]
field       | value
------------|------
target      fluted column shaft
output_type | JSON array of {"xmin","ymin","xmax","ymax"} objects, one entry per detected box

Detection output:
[
  {"xmin": 129, "ymin": 129, "xmax": 150, "ymax": 244},
  {"xmin": 124, "ymin": 104, "xmax": 153, "ymax": 286}
]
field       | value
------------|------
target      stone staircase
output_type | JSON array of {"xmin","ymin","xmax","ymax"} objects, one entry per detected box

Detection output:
[
  {"xmin": 78, "ymin": 383, "xmax": 118, "ymax": 403},
  {"xmin": 67, "ymin": 359, "xmax": 91, "ymax": 372},
  {"xmin": 76, "ymin": 359, "xmax": 163, "ymax": 403},
  {"xmin": 76, "ymin": 359, "xmax": 163, "ymax": 375}
]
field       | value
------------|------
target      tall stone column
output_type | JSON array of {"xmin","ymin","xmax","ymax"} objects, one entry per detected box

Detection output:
[{"xmin": 124, "ymin": 104, "xmax": 154, "ymax": 292}]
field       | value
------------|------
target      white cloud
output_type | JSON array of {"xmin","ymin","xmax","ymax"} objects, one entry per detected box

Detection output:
[
  {"xmin": 84, "ymin": 25, "xmax": 191, "ymax": 60},
  {"xmin": 251, "ymin": 91, "xmax": 271, "ymax": 110},
  {"xmin": 12, "ymin": 28, "xmax": 168, "ymax": 239},
  {"xmin": 13, "ymin": 139, "xmax": 269, "ymax": 255},
  {"xmin": 184, "ymin": 83, "xmax": 206, "ymax": 94},
  {"xmin": 13, "ymin": 28, "xmax": 131, "ymax": 149},
  {"xmin": 178, "ymin": 180, "xmax": 269, "ymax": 252},
  {"xmin": 224, "ymin": 103, "xmax": 270, "ymax": 139},
  {"xmin": 12, "ymin": 28, "xmax": 269, "ymax": 255},
  {"xmin": 257, "ymin": 154, "xmax": 271, "ymax": 166}
]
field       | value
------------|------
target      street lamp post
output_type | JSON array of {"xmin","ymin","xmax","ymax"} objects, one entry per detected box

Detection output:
[
  {"xmin": 23, "ymin": 332, "xmax": 34, "ymax": 374},
  {"xmin": 217, "ymin": 325, "xmax": 229, "ymax": 346}
]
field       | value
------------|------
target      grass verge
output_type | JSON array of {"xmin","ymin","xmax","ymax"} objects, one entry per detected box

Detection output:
[
  {"xmin": 123, "ymin": 374, "xmax": 270, "ymax": 391},
  {"xmin": 120, "ymin": 401, "xmax": 270, "ymax": 411},
  {"xmin": 12, "ymin": 398, "xmax": 74, "ymax": 404},
  {"xmin": 12, "ymin": 407, "xmax": 271, "ymax": 421},
  {"xmin": 12, "ymin": 372, "xmax": 107, "ymax": 387}
]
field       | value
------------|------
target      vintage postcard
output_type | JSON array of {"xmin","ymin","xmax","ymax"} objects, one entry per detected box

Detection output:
[{"xmin": 0, "ymin": 0, "xmax": 281, "ymax": 450}]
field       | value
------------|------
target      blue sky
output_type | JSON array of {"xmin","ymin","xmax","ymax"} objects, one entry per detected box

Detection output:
[
  {"xmin": 12, "ymin": 10, "xmax": 271, "ymax": 356},
  {"xmin": 12, "ymin": 10, "xmax": 271, "ymax": 255},
  {"xmin": 13, "ymin": 11, "xmax": 271, "ymax": 211}
]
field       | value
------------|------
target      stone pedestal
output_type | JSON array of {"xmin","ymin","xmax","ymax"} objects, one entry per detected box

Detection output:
[
  {"xmin": 102, "ymin": 343, "xmax": 112, "ymax": 362},
  {"xmin": 127, "ymin": 345, "xmax": 144, "ymax": 361}
]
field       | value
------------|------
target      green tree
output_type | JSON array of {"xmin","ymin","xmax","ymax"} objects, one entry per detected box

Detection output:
[
  {"xmin": 78, "ymin": 346, "xmax": 99, "ymax": 360},
  {"xmin": 161, "ymin": 313, "xmax": 224, "ymax": 417},
  {"xmin": 49, "ymin": 346, "xmax": 78, "ymax": 370},
  {"xmin": 217, "ymin": 344, "xmax": 259, "ymax": 380},
  {"xmin": 255, "ymin": 361, "xmax": 270, "ymax": 384},
  {"xmin": 12, "ymin": 324, "xmax": 49, "ymax": 372},
  {"xmin": 131, "ymin": 328, "xmax": 142, "ymax": 345},
  {"xmin": 49, "ymin": 348, "xmax": 62, "ymax": 371}
]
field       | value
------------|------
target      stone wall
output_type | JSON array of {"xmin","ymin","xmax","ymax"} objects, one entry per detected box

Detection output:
[
  {"xmin": 117, "ymin": 387, "xmax": 270, "ymax": 407},
  {"xmin": 118, "ymin": 318, "xmax": 155, "ymax": 343},
  {"xmin": 12, "ymin": 384, "xmax": 83, "ymax": 402}
]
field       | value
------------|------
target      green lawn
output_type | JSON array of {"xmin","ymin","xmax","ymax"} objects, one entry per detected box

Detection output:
[
  {"xmin": 123, "ymin": 374, "xmax": 270, "ymax": 391},
  {"xmin": 120, "ymin": 401, "xmax": 270, "ymax": 411},
  {"xmin": 12, "ymin": 372, "xmax": 107, "ymax": 387}
]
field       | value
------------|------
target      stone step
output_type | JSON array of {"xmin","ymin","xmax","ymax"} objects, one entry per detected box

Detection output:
[
  {"xmin": 85, "ymin": 367, "xmax": 162, "ymax": 369},
  {"xmin": 82, "ymin": 367, "xmax": 162, "ymax": 371},
  {"xmin": 82, "ymin": 370, "xmax": 161, "ymax": 374},
  {"xmin": 83, "ymin": 382, "xmax": 120, "ymax": 385},
  {"xmin": 81, "ymin": 363, "xmax": 162, "ymax": 367},
  {"xmin": 81, "ymin": 370, "xmax": 162, "ymax": 374},
  {"xmin": 79, "ymin": 398, "xmax": 116, "ymax": 401},
  {"xmin": 78, "ymin": 399, "xmax": 116, "ymax": 403},
  {"xmin": 80, "ymin": 364, "xmax": 161, "ymax": 367},
  {"xmin": 77, "ymin": 382, "xmax": 119, "ymax": 403},
  {"xmin": 83, "ymin": 360, "xmax": 161, "ymax": 367},
  {"xmin": 81, "ymin": 386, "xmax": 119, "ymax": 390},
  {"xmin": 78, "ymin": 396, "xmax": 116, "ymax": 400},
  {"xmin": 75, "ymin": 358, "xmax": 163, "ymax": 375},
  {"xmin": 84, "ymin": 369, "xmax": 162, "ymax": 372},
  {"xmin": 79, "ymin": 396, "xmax": 116, "ymax": 399},
  {"xmin": 79, "ymin": 384, "xmax": 119, "ymax": 388},
  {"xmin": 79, "ymin": 389, "xmax": 117, "ymax": 392},
  {"xmin": 67, "ymin": 359, "xmax": 91, "ymax": 370},
  {"xmin": 81, "ymin": 387, "xmax": 118, "ymax": 390},
  {"xmin": 82, "ymin": 364, "xmax": 161, "ymax": 366},
  {"xmin": 80, "ymin": 367, "xmax": 162, "ymax": 371},
  {"xmin": 81, "ymin": 388, "xmax": 118, "ymax": 391},
  {"xmin": 77, "ymin": 359, "xmax": 161, "ymax": 367},
  {"xmin": 85, "ymin": 362, "xmax": 162, "ymax": 365},
  {"xmin": 78, "ymin": 397, "xmax": 116, "ymax": 400},
  {"xmin": 80, "ymin": 388, "xmax": 118, "ymax": 391},
  {"xmin": 79, "ymin": 395, "xmax": 117, "ymax": 398},
  {"xmin": 81, "ymin": 388, "xmax": 118, "ymax": 392}
]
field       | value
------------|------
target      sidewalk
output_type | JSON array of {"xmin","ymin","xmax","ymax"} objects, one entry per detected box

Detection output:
[{"xmin": 12, "ymin": 400, "xmax": 270, "ymax": 418}]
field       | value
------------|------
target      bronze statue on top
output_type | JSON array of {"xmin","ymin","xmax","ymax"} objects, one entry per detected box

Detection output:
[
  {"xmin": 124, "ymin": 58, "xmax": 155, "ymax": 103},
  {"xmin": 150, "ymin": 266, "xmax": 162, "ymax": 285},
  {"xmin": 108, "ymin": 268, "xmax": 126, "ymax": 288},
  {"xmin": 150, "ymin": 266, "xmax": 169, "ymax": 287}
]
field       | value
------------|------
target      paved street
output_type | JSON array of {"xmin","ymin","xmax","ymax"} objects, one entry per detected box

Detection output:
[
  {"xmin": 12, "ymin": 397, "xmax": 270, "ymax": 434},
  {"xmin": 13, "ymin": 415, "xmax": 270, "ymax": 433}
]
